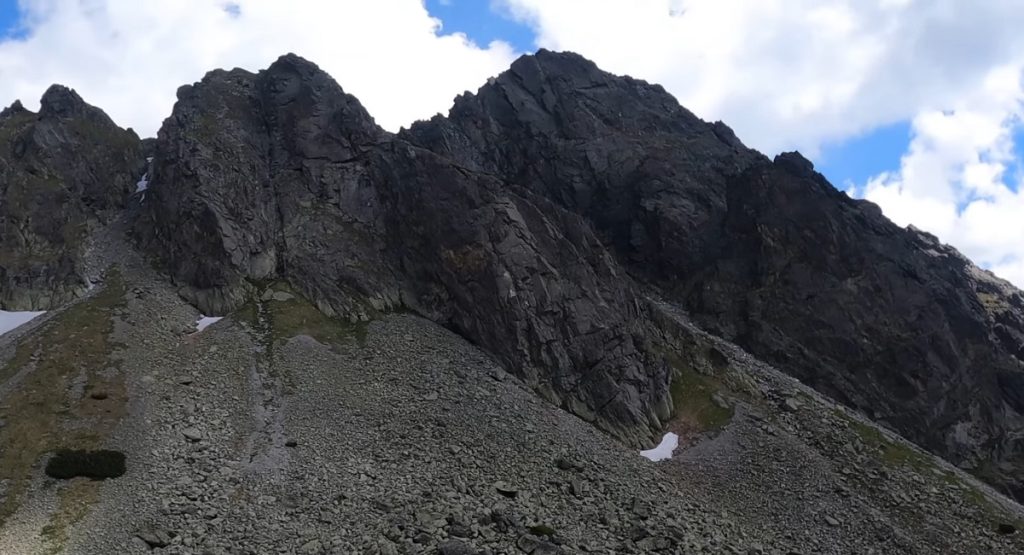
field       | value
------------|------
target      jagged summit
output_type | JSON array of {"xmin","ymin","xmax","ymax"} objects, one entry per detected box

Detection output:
[
  {"xmin": 412, "ymin": 48, "xmax": 742, "ymax": 174},
  {"xmin": 2, "ymin": 85, "xmax": 120, "ymax": 126},
  {"xmin": 2, "ymin": 50, "xmax": 1024, "ymax": 554},
  {"xmin": 0, "ymin": 85, "xmax": 143, "ymax": 310},
  {"xmin": 265, "ymin": 51, "xmax": 333, "ymax": 80},
  {"xmin": 136, "ymin": 50, "xmax": 671, "ymax": 450},
  {"xmin": 0, "ymin": 98, "xmax": 26, "ymax": 120},
  {"xmin": 39, "ymin": 84, "xmax": 89, "ymax": 118},
  {"xmin": 135, "ymin": 50, "xmax": 1024, "ymax": 500}
]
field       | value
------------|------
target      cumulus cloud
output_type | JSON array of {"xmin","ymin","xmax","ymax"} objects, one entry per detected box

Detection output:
[
  {"xmin": 500, "ymin": 0, "xmax": 1024, "ymax": 156},
  {"xmin": 0, "ymin": 0, "xmax": 518, "ymax": 136},
  {"xmin": 863, "ymin": 66, "xmax": 1024, "ymax": 287},
  {"xmin": 501, "ymin": 0, "xmax": 1024, "ymax": 288}
]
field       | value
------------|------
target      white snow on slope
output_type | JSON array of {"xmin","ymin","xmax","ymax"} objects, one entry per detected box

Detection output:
[
  {"xmin": 0, "ymin": 310, "xmax": 45, "ymax": 337},
  {"xmin": 195, "ymin": 316, "xmax": 223, "ymax": 332},
  {"xmin": 640, "ymin": 432, "xmax": 679, "ymax": 462}
]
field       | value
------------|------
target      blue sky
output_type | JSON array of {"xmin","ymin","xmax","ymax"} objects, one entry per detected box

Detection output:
[
  {"xmin": 424, "ymin": 0, "xmax": 533, "ymax": 52},
  {"xmin": 0, "ymin": 1, "xmax": 19, "ymax": 38}
]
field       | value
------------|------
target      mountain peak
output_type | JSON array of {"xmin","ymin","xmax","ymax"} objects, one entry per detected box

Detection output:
[
  {"xmin": 511, "ymin": 48, "xmax": 601, "ymax": 75},
  {"xmin": 39, "ymin": 84, "xmax": 88, "ymax": 118},
  {"xmin": 0, "ymin": 99, "xmax": 27, "ymax": 120},
  {"xmin": 265, "ymin": 52, "xmax": 323, "ymax": 76},
  {"xmin": 0, "ymin": 83, "xmax": 143, "ymax": 311}
]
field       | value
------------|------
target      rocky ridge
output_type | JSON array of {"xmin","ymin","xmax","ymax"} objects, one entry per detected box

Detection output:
[
  {"xmin": 136, "ymin": 53, "xmax": 671, "ymax": 448},
  {"xmin": 0, "ymin": 85, "xmax": 144, "ymax": 309},
  {"xmin": 405, "ymin": 50, "xmax": 1024, "ymax": 498},
  {"xmin": 136, "ymin": 50, "xmax": 1024, "ymax": 497},
  {"xmin": 0, "ymin": 48, "xmax": 1023, "ymax": 553}
]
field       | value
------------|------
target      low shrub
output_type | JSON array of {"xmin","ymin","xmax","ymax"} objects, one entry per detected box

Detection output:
[{"xmin": 44, "ymin": 449, "xmax": 126, "ymax": 480}]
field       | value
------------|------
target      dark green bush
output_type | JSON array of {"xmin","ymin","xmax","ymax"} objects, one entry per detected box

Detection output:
[{"xmin": 44, "ymin": 449, "xmax": 126, "ymax": 480}]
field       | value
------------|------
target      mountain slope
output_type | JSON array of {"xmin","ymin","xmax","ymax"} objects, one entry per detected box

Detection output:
[
  {"xmin": 405, "ymin": 50, "xmax": 1024, "ymax": 499},
  {"xmin": 136, "ymin": 54, "xmax": 672, "ymax": 448},
  {"xmin": 0, "ymin": 49, "xmax": 1023, "ymax": 554},
  {"xmin": 0, "ymin": 87, "xmax": 143, "ymax": 310},
  {"xmin": 101, "ymin": 49, "xmax": 1024, "ymax": 497},
  {"xmin": 1, "ymin": 234, "xmax": 1022, "ymax": 554}
]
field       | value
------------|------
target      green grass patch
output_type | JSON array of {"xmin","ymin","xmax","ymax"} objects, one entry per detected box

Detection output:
[
  {"xmin": 843, "ymin": 415, "xmax": 931, "ymax": 471},
  {"xmin": 243, "ymin": 282, "xmax": 371, "ymax": 348},
  {"xmin": 834, "ymin": 409, "xmax": 1024, "ymax": 533},
  {"xmin": 233, "ymin": 282, "xmax": 374, "ymax": 396},
  {"xmin": 0, "ymin": 269, "xmax": 127, "ymax": 530},
  {"xmin": 665, "ymin": 351, "xmax": 733, "ymax": 435},
  {"xmin": 39, "ymin": 478, "xmax": 101, "ymax": 555},
  {"xmin": 69, "ymin": 117, "xmax": 139, "ymax": 154}
]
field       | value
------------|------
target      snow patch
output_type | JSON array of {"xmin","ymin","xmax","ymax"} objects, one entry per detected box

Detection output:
[
  {"xmin": 195, "ymin": 316, "xmax": 223, "ymax": 332},
  {"xmin": 640, "ymin": 432, "xmax": 679, "ymax": 462},
  {"xmin": 0, "ymin": 310, "xmax": 46, "ymax": 337},
  {"xmin": 135, "ymin": 173, "xmax": 149, "ymax": 193}
]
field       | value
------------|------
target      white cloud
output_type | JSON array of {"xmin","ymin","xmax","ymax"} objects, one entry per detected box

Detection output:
[
  {"xmin": 502, "ymin": 0, "xmax": 1024, "ymax": 288},
  {"xmin": 501, "ymin": 0, "xmax": 1024, "ymax": 157},
  {"xmin": 0, "ymin": 0, "xmax": 518, "ymax": 136},
  {"xmin": 864, "ymin": 65, "xmax": 1024, "ymax": 287}
]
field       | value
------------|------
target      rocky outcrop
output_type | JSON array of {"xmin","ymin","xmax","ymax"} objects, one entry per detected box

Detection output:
[
  {"xmin": 406, "ymin": 50, "xmax": 764, "ymax": 277},
  {"xmin": 675, "ymin": 154, "xmax": 1024, "ymax": 496},
  {"xmin": 7, "ymin": 47, "xmax": 1024, "ymax": 554},
  {"xmin": 0, "ymin": 86, "xmax": 144, "ymax": 309},
  {"xmin": 405, "ymin": 50, "xmax": 1024, "ymax": 498},
  {"xmin": 137, "ymin": 54, "xmax": 672, "ymax": 447},
  {"xmin": 12, "ymin": 49, "xmax": 1017, "ymax": 498}
]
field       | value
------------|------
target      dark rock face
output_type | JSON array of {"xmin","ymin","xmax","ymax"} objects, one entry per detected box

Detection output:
[
  {"xmin": 678, "ymin": 155, "xmax": 1024, "ymax": 493},
  {"xmin": 0, "ymin": 86, "xmax": 143, "ymax": 309},
  {"xmin": 405, "ymin": 50, "xmax": 1024, "ymax": 498},
  {"xmin": 120, "ymin": 48, "xmax": 1024, "ymax": 496},
  {"xmin": 406, "ymin": 51, "xmax": 764, "ymax": 279},
  {"xmin": 138, "ymin": 54, "xmax": 672, "ymax": 447}
]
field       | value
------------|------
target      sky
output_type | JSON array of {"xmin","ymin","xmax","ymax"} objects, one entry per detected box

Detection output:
[{"xmin": 0, "ymin": 0, "xmax": 1022, "ymax": 288}]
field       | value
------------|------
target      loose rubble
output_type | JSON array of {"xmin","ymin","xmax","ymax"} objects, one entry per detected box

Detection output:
[{"xmin": 0, "ymin": 228, "xmax": 1020, "ymax": 553}]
